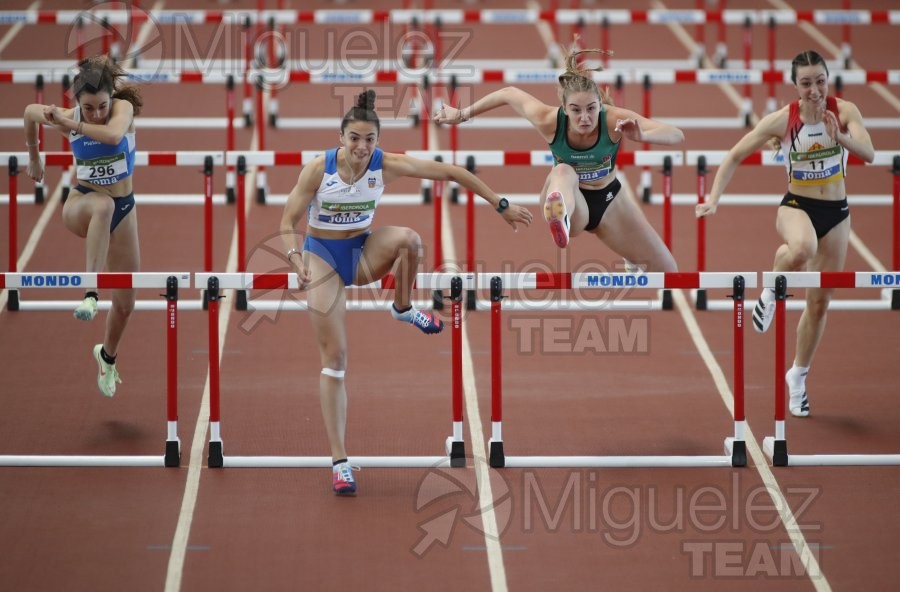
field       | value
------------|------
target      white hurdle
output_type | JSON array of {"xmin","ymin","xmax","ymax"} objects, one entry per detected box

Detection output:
[
  {"xmin": 762, "ymin": 271, "xmax": 900, "ymax": 467},
  {"xmin": 480, "ymin": 271, "xmax": 756, "ymax": 468},
  {"xmin": 0, "ymin": 272, "xmax": 189, "ymax": 468},
  {"xmin": 195, "ymin": 272, "xmax": 473, "ymax": 469}
]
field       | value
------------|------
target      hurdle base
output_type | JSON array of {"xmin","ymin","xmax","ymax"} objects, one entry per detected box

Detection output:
[
  {"xmin": 661, "ymin": 289, "xmax": 673, "ymax": 310},
  {"xmin": 466, "ymin": 289, "xmax": 477, "ymax": 311},
  {"xmin": 208, "ymin": 441, "xmax": 224, "ymax": 468},
  {"xmin": 892, "ymin": 289, "xmax": 900, "ymax": 310},
  {"xmin": 0, "ymin": 455, "xmax": 164, "ymax": 467},
  {"xmin": 762, "ymin": 437, "xmax": 900, "ymax": 466},
  {"xmin": 235, "ymin": 289, "xmax": 248, "ymax": 311},
  {"xmin": 724, "ymin": 437, "xmax": 747, "ymax": 467},
  {"xmin": 489, "ymin": 439, "xmax": 505, "ymax": 468},
  {"xmin": 432, "ymin": 289, "xmax": 444, "ymax": 311},
  {"xmin": 220, "ymin": 456, "xmax": 453, "ymax": 468},
  {"xmin": 763, "ymin": 437, "xmax": 789, "ymax": 467},
  {"xmin": 7, "ymin": 289, "xmax": 19, "ymax": 311},
  {"xmin": 448, "ymin": 440, "xmax": 466, "ymax": 468},
  {"xmin": 165, "ymin": 439, "xmax": 181, "ymax": 468},
  {"xmin": 695, "ymin": 289, "xmax": 708, "ymax": 311},
  {"xmin": 226, "ymin": 186, "xmax": 235, "ymax": 205},
  {"xmin": 500, "ymin": 455, "xmax": 733, "ymax": 468}
]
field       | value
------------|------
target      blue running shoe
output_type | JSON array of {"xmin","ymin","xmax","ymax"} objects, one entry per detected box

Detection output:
[
  {"xmin": 332, "ymin": 461, "xmax": 358, "ymax": 496},
  {"xmin": 391, "ymin": 305, "xmax": 444, "ymax": 335}
]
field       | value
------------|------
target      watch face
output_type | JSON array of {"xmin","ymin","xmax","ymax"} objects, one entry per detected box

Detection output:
[{"xmin": 498, "ymin": 198, "xmax": 509, "ymax": 211}]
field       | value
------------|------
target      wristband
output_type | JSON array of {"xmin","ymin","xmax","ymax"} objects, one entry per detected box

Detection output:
[{"xmin": 286, "ymin": 247, "xmax": 302, "ymax": 260}]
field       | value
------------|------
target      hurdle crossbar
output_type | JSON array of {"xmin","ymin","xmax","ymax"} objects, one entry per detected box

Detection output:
[
  {"xmin": 3, "ymin": 8, "xmax": 898, "ymax": 27},
  {"xmin": 199, "ymin": 273, "xmax": 471, "ymax": 469},
  {"xmin": 763, "ymin": 272, "xmax": 900, "ymax": 467},
  {"xmin": 0, "ymin": 273, "xmax": 186, "ymax": 468},
  {"xmin": 481, "ymin": 272, "xmax": 755, "ymax": 468},
  {"xmin": 688, "ymin": 151, "xmax": 900, "ymax": 310},
  {"xmin": 3, "ymin": 152, "xmax": 222, "ymax": 291}
]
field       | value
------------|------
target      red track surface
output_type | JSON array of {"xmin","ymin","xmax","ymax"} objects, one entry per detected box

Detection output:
[{"xmin": 1, "ymin": 1, "xmax": 898, "ymax": 591}]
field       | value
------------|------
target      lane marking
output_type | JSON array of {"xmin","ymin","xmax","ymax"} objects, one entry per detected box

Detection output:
[
  {"xmin": 0, "ymin": 1, "xmax": 39, "ymax": 55},
  {"xmin": 672, "ymin": 289, "xmax": 831, "ymax": 590},
  {"xmin": 165, "ymin": 91, "xmax": 259, "ymax": 592},
  {"xmin": 431, "ymin": 114, "xmax": 508, "ymax": 590}
]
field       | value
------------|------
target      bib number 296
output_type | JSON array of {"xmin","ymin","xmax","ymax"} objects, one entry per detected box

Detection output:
[{"xmin": 89, "ymin": 165, "xmax": 116, "ymax": 178}]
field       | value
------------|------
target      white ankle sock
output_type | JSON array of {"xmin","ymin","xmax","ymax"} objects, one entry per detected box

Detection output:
[
  {"xmin": 391, "ymin": 304, "xmax": 415, "ymax": 322},
  {"xmin": 786, "ymin": 364, "xmax": 809, "ymax": 393}
]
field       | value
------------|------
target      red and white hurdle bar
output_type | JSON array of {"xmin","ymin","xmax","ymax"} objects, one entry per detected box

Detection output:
[
  {"xmin": 8, "ymin": 64, "xmax": 900, "ymax": 134},
  {"xmin": 3, "ymin": 152, "xmax": 222, "ymax": 311},
  {"xmin": 762, "ymin": 271, "xmax": 900, "ymax": 467},
  {"xmin": 229, "ymin": 149, "xmax": 682, "ymax": 281},
  {"xmin": 685, "ymin": 151, "xmax": 900, "ymax": 312},
  {"xmin": 0, "ymin": 272, "xmax": 187, "ymax": 467},
  {"xmin": 196, "ymin": 272, "xmax": 471, "ymax": 468},
  {"xmin": 480, "ymin": 271, "xmax": 755, "ymax": 468},
  {"xmin": 3, "ymin": 8, "xmax": 897, "ymax": 25}
]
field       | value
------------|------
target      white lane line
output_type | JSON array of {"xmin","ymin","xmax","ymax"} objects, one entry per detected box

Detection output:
[
  {"xmin": 164, "ymin": 107, "xmax": 259, "ymax": 592},
  {"xmin": 849, "ymin": 230, "xmax": 887, "ymax": 272},
  {"xmin": 672, "ymin": 289, "xmax": 831, "ymax": 591},
  {"xmin": 0, "ymin": 1, "xmax": 39, "ymax": 55},
  {"xmin": 430, "ymin": 109, "xmax": 508, "ymax": 589}
]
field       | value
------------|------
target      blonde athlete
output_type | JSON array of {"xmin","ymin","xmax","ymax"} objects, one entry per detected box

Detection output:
[
  {"xmin": 280, "ymin": 90, "xmax": 532, "ymax": 495},
  {"xmin": 434, "ymin": 39, "xmax": 683, "ymax": 272},
  {"xmin": 697, "ymin": 50, "xmax": 874, "ymax": 418}
]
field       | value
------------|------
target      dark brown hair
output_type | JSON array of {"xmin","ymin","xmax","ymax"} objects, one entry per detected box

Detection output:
[
  {"xmin": 790, "ymin": 50, "xmax": 829, "ymax": 84},
  {"xmin": 341, "ymin": 89, "xmax": 379, "ymax": 134},
  {"xmin": 558, "ymin": 36, "xmax": 615, "ymax": 106},
  {"xmin": 73, "ymin": 55, "xmax": 143, "ymax": 116}
]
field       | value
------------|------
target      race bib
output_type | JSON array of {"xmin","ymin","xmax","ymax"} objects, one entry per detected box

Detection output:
[
  {"xmin": 318, "ymin": 200, "xmax": 375, "ymax": 226},
  {"xmin": 790, "ymin": 145, "xmax": 843, "ymax": 186},
  {"xmin": 76, "ymin": 153, "xmax": 128, "ymax": 185}
]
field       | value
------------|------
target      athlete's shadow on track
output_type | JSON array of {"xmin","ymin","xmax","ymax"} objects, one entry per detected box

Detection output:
[{"xmin": 89, "ymin": 420, "xmax": 152, "ymax": 446}]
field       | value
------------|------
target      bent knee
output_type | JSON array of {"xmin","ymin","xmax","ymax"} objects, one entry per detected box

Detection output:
[
  {"xmin": 547, "ymin": 164, "xmax": 578, "ymax": 183},
  {"xmin": 784, "ymin": 243, "xmax": 817, "ymax": 268},
  {"xmin": 398, "ymin": 228, "xmax": 422, "ymax": 253}
]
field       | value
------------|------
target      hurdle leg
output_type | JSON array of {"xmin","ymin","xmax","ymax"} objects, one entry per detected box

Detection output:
[
  {"xmin": 727, "ymin": 275, "xmax": 747, "ymax": 467},
  {"xmin": 488, "ymin": 277, "xmax": 505, "ymax": 468},
  {"xmin": 7, "ymin": 156, "xmax": 20, "ymax": 311},
  {"xmin": 206, "ymin": 277, "xmax": 225, "ymax": 468},
  {"xmin": 770, "ymin": 275, "xmax": 789, "ymax": 466},
  {"xmin": 448, "ymin": 277, "xmax": 466, "ymax": 467},
  {"xmin": 164, "ymin": 276, "xmax": 181, "ymax": 467}
]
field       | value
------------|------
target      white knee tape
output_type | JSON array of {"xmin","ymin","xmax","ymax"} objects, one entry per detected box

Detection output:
[{"xmin": 321, "ymin": 368, "xmax": 345, "ymax": 379}]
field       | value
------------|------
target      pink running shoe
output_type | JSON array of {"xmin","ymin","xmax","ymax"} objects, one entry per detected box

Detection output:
[{"xmin": 543, "ymin": 191, "xmax": 570, "ymax": 248}]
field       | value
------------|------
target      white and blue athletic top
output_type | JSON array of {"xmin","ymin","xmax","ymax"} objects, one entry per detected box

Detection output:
[
  {"xmin": 70, "ymin": 105, "xmax": 136, "ymax": 186},
  {"xmin": 307, "ymin": 148, "xmax": 385, "ymax": 231}
]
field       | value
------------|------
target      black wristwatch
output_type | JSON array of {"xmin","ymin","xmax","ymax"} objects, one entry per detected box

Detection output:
[{"xmin": 495, "ymin": 197, "xmax": 509, "ymax": 213}]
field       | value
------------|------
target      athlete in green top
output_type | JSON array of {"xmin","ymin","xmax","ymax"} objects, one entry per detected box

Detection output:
[{"xmin": 435, "ymin": 38, "xmax": 683, "ymax": 272}]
